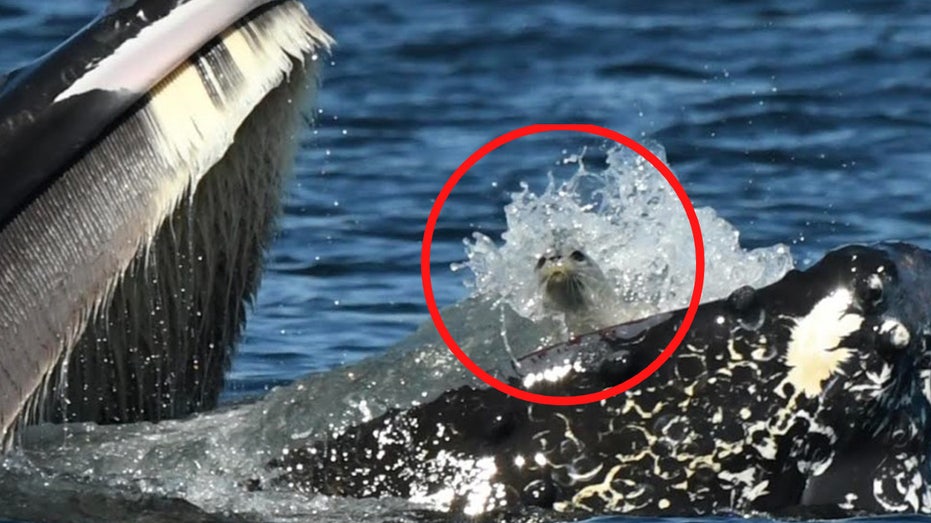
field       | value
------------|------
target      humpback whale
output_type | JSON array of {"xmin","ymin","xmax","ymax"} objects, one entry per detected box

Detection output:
[
  {"xmin": 272, "ymin": 243, "xmax": 931, "ymax": 519},
  {"xmin": 0, "ymin": 1, "xmax": 332, "ymax": 448}
]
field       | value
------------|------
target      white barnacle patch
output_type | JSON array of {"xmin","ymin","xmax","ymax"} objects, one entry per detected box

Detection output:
[
  {"xmin": 726, "ymin": 338, "xmax": 743, "ymax": 362},
  {"xmin": 745, "ymin": 480, "xmax": 771, "ymax": 501},
  {"xmin": 879, "ymin": 319, "xmax": 911, "ymax": 350},
  {"xmin": 711, "ymin": 408, "xmax": 723, "ymax": 424},
  {"xmin": 752, "ymin": 433, "xmax": 778, "ymax": 461},
  {"xmin": 839, "ymin": 492, "xmax": 859, "ymax": 511},
  {"xmin": 872, "ymin": 455, "xmax": 925, "ymax": 512},
  {"xmin": 784, "ymin": 289, "xmax": 862, "ymax": 398}
]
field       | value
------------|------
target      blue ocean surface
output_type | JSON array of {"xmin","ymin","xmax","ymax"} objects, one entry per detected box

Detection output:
[
  {"xmin": 229, "ymin": 0, "xmax": 931, "ymax": 400},
  {"xmin": 1, "ymin": 0, "xmax": 931, "ymax": 522}
]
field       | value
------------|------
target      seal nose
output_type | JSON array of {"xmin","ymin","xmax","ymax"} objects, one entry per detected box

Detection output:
[{"xmin": 540, "ymin": 258, "xmax": 570, "ymax": 282}]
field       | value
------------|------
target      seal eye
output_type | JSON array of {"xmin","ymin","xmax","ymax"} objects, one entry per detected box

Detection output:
[
  {"xmin": 536, "ymin": 256, "xmax": 546, "ymax": 269},
  {"xmin": 570, "ymin": 250, "xmax": 586, "ymax": 262}
]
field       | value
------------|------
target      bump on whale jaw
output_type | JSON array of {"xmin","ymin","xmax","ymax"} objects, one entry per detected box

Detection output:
[
  {"xmin": 0, "ymin": 2, "xmax": 332, "ymax": 448},
  {"xmin": 270, "ymin": 243, "xmax": 931, "ymax": 519}
]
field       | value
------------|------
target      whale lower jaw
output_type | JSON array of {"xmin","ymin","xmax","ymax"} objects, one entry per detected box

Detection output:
[
  {"xmin": 0, "ymin": 1, "xmax": 332, "ymax": 448},
  {"xmin": 272, "ymin": 243, "xmax": 931, "ymax": 519}
]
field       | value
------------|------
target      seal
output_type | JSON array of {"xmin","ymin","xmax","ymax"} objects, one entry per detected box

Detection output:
[
  {"xmin": 271, "ymin": 243, "xmax": 931, "ymax": 519},
  {"xmin": 535, "ymin": 245, "xmax": 616, "ymax": 337},
  {"xmin": 0, "ymin": 1, "xmax": 332, "ymax": 448}
]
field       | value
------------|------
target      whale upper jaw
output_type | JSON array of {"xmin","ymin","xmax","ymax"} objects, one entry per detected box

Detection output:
[
  {"xmin": 0, "ymin": 1, "xmax": 332, "ymax": 449},
  {"xmin": 0, "ymin": 0, "xmax": 332, "ymax": 228}
]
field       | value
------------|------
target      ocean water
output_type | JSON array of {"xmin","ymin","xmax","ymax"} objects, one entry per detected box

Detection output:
[
  {"xmin": 231, "ymin": 0, "xmax": 931, "ymax": 397},
  {"xmin": 1, "ymin": 0, "xmax": 931, "ymax": 522}
]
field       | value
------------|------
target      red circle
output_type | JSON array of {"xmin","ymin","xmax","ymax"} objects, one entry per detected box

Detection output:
[{"xmin": 421, "ymin": 124, "xmax": 705, "ymax": 406}]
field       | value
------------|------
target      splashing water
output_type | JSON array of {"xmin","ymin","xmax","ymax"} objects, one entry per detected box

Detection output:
[{"xmin": 456, "ymin": 144, "xmax": 795, "ymax": 333}]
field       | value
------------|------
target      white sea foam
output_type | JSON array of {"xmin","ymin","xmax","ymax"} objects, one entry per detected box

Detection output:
[{"xmin": 455, "ymin": 144, "xmax": 794, "ymax": 327}]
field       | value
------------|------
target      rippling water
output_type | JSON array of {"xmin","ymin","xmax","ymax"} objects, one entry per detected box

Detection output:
[
  {"xmin": 4, "ymin": 0, "xmax": 926, "ymax": 399},
  {"xmin": 1, "ymin": 0, "xmax": 931, "ymax": 521},
  {"xmin": 233, "ymin": 0, "xmax": 931, "ymax": 399}
]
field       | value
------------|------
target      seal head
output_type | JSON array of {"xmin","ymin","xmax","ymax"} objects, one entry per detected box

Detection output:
[{"xmin": 534, "ymin": 246, "xmax": 613, "ymax": 335}]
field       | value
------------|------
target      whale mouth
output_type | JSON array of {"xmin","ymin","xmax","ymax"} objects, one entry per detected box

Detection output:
[
  {"xmin": 0, "ymin": 1, "xmax": 332, "ymax": 449},
  {"xmin": 0, "ymin": 0, "xmax": 332, "ymax": 228}
]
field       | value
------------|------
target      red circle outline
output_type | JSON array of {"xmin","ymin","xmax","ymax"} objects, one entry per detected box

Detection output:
[{"xmin": 421, "ymin": 124, "xmax": 705, "ymax": 406}]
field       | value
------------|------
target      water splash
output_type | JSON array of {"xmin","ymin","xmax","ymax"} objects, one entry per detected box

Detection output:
[{"xmin": 456, "ymin": 144, "xmax": 794, "ymax": 330}]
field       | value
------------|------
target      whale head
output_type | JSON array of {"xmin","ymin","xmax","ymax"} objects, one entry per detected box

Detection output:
[{"xmin": 0, "ymin": 0, "xmax": 332, "ymax": 449}]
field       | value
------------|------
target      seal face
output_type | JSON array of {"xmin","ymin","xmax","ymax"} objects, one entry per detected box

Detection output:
[
  {"xmin": 271, "ymin": 243, "xmax": 931, "ymax": 519},
  {"xmin": 535, "ymin": 245, "xmax": 614, "ymax": 336}
]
